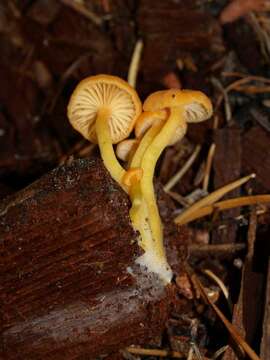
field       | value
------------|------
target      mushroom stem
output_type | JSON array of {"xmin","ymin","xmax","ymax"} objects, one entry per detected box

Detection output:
[
  {"xmin": 96, "ymin": 108, "xmax": 126, "ymax": 189},
  {"xmin": 127, "ymin": 121, "xmax": 174, "ymax": 283},
  {"xmin": 130, "ymin": 120, "xmax": 164, "ymax": 168},
  {"xmin": 129, "ymin": 187, "xmax": 154, "ymax": 250},
  {"xmin": 130, "ymin": 181, "xmax": 173, "ymax": 284},
  {"xmin": 128, "ymin": 122, "xmax": 164, "ymax": 251},
  {"xmin": 140, "ymin": 107, "xmax": 186, "ymax": 259}
]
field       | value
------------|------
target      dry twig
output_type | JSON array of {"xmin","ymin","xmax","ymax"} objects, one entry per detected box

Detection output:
[{"xmin": 189, "ymin": 243, "xmax": 246, "ymax": 257}]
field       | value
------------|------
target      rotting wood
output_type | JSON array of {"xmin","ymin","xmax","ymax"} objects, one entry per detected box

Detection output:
[
  {"xmin": 243, "ymin": 126, "xmax": 270, "ymax": 191},
  {"xmin": 0, "ymin": 157, "xmax": 187, "ymax": 360},
  {"xmin": 212, "ymin": 128, "xmax": 242, "ymax": 244}
]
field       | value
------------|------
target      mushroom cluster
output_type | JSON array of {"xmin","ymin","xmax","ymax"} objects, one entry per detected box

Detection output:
[{"xmin": 67, "ymin": 75, "xmax": 213, "ymax": 284}]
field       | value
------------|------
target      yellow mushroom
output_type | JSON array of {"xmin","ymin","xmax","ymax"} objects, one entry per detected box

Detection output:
[
  {"xmin": 136, "ymin": 89, "xmax": 213, "ymax": 282},
  {"xmin": 67, "ymin": 78, "xmax": 213, "ymax": 285},
  {"xmin": 135, "ymin": 110, "xmax": 167, "ymax": 139},
  {"xmin": 67, "ymin": 74, "xmax": 142, "ymax": 189},
  {"xmin": 135, "ymin": 109, "xmax": 186, "ymax": 146},
  {"xmin": 130, "ymin": 108, "xmax": 187, "ymax": 174},
  {"xmin": 128, "ymin": 114, "xmax": 167, "ymax": 281}
]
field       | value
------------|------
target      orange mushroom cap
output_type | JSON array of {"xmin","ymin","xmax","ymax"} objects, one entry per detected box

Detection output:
[
  {"xmin": 143, "ymin": 88, "xmax": 213, "ymax": 123},
  {"xmin": 135, "ymin": 110, "xmax": 167, "ymax": 138}
]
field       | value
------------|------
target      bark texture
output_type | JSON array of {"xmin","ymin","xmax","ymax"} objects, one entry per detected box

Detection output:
[{"xmin": 0, "ymin": 157, "xmax": 186, "ymax": 359}]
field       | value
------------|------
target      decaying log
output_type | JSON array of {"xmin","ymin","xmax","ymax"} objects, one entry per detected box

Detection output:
[
  {"xmin": 243, "ymin": 126, "xmax": 270, "ymax": 192},
  {"xmin": 213, "ymin": 128, "xmax": 242, "ymax": 244},
  {"xmin": 0, "ymin": 157, "xmax": 187, "ymax": 359}
]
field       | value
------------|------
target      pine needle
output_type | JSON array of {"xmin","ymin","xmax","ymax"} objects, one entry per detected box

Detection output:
[
  {"xmin": 126, "ymin": 346, "xmax": 209, "ymax": 359},
  {"xmin": 128, "ymin": 39, "xmax": 143, "ymax": 88},
  {"xmin": 175, "ymin": 194, "xmax": 270, "ymax": 225},
  {"xmin": 203, "ymin": 143, "xmax": 216, "ymax": 192},
  {"xmin": 175, "ymin": 174, "xmax": 256, "ymax": 225}
]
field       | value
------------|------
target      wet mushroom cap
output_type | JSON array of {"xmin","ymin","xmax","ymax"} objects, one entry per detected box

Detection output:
[
  {"xmin": 143, "ymin": 89, "xmax": 213, "ymax": 123},
  {"xmin": 67, "ymin": 74, "xmax": 142, "ymax": 144}
]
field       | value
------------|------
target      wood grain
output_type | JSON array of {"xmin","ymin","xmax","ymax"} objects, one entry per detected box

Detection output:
[{"xmin": 0, "ymin": 157, "xmax": 187, "ymax": 359}]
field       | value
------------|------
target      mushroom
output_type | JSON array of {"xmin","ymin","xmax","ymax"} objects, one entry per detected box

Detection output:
[
  {"xmin": 135, "ymin": 110, "xmax": 167, "ymax": 139},
  {"xmin": 135, "ymin": 109, "xmax": 186, "ymax": 147},
  {"xmin": 116, "ymin": 112, "xmax": 167, "ymax": 169},
  {"xmin": 67, "ymin": 74, "xmax": 142, "ymax": 189},
  {"xmin": 68, "ymin": 78, "xmax": 213, "ymax": 285},
  {"xmin": 135, "ymin": 89, "xmax": 213, "ymax": 282},
  {"xmin": 116, "ymin": 109, "xmax": 186, "ymax": 187},
  {"xmin": 116, "ymin": 139, "xmax": 138, "ymax": 163}
]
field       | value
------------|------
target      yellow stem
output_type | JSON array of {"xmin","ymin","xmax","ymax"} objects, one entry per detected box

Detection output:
[
  {"xmin": 128, "ymin": 122, "xmax": 164, "ymax": 252},
  {"xmin": 175, "ymin": 173, "xmax": 256, "ymax": 225},
  {"xmin": 96, "ymin": 108, "xmax": 126, "ymax": 190},
  {"xmin": 130, "ymin": 121, "xmax": 163, "ymax": 168},
  {"xmin": 129, "ymin": 183, "xmax": 154, "ymax": 251},
  {"xmin": 140, "ymin": 107, "xmax": 186, "ymax": 259}
]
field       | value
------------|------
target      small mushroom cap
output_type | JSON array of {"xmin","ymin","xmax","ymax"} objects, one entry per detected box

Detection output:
[
  {"xmin": 67, "ymin": 74, "xmax": 142, "ymax": 144},
  {"xmin": 143, "ymin": 89, "xmax": 213, "ymax": 123},
  {"xmin": 135, "ymin": 109, "xmax": 187, "ymax": 146},
  {"xmin": 135, "ymin": 110, "xmax": 167, "ymax": 138},
  {"xmin": 116, "ymin": 139, "xmax": 138, "ymax": 161}
]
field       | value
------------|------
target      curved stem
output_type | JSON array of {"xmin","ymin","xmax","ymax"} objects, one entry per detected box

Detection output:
[
  {"xmin": 140, "ymin": 107, "xmax": 186, "ymax": 259},
  {"xmin": 128, "ymin": 122, "xmax": 164, "ymax": 253},
  {"xmin": 130, "ymin": 121, "xmax": 164, "ymax": 168},
  {"xmin": 96, "ymin": 108, "xmax": 126, "ymax": 190},
  {"xmin": 129, "ymin": 121, "xmax": 175, "ymax": 282}
]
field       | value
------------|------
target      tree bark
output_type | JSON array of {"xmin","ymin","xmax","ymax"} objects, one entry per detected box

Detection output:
[{"xmin": 0, "ymin": 157, "xmax": 187, "ymax": 359}]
